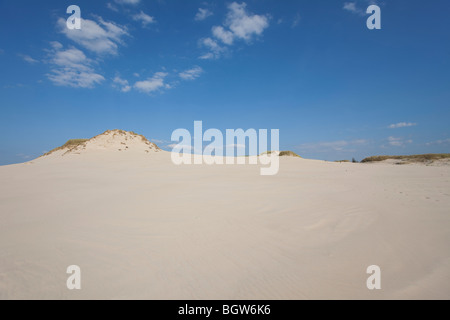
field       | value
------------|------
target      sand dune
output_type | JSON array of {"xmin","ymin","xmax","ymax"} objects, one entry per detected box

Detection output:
[
  {"xmin": 0, "ymin": 131, "xmax": 449, "ymax": 299},
  {"xmin": 42, "ymin": 129, "xmax": 160, "ymax": 158}
]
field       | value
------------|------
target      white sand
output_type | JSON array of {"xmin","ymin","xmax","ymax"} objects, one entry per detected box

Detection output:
[{"xmin": 0, "ymin": 134, "xmax": 449, "ymax": 299}]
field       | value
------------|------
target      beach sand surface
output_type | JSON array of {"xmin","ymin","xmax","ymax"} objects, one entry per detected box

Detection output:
[{"xmin": 0, "ymin": 149, "xmax": 449, "ymax": 299}]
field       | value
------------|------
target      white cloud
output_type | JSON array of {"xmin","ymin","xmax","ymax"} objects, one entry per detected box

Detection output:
[
  {"xmin": 343, "ymin": 2, "xmax": 366, "ymax": 16},
  {"xmin": 179, "ymin": 66, "xmax": 203, "ymax": 80},
  {"xmin": 114, "ymin": 0, "xmax": 140, "ymax": 5},
  {"xmin": 195, "ymin": 8, "xmax": 213, "ymax": 21},
  {"xmin": 343, "ymin": 2, "xmax": 358, "ymax": 13},
  {"xmin": 3, "ymin": 83, "xmax": 24, "ymax": 89},
  {"xmin": 113, "ymin": 76, "xmax": 131, "ymax": 92},
  {"xmin": 199, "ymin": 37, "xmax": 226, "ymax": 59},
  {"xmin": 298, "ymin": 139, "xmax": 368, "ymax": 152},
  {"xmin": 50, "ymin": 41, "xmax": 63, "ymax": 50},
  {"xmin": 201, "ymin": 2, "xmax": 269, "ymax": 59},
  {"xmin": 132, "ymin": 11, "xmax": 156, "ymax": 26},
  {"xmin": 19, "ymin": 54, "xmax": 39, "ymax": 64},
  {"xmin": 426, "ymin": 138, "xmax": 450, "ymax": 146},
  {"xmin": 388, "ymin": 122, "xmax": 417, "ymax": 129},
  {"xmin": 387, "ymin": 136, "xmax": 413, "ymax": 147},
  {"xmin": 134, "ymin": 72, "xmax": 170, "ymax": 94},
  {"xmin": 225, "ymin": 2, "xmax": 269, "ymax": 41},
  {"xmin": 212, "ymin": 26, "xmax": 234, "ymax": 45},
  {"xmin": 46, "ymin": 42, "xmax": 104, "ymax": 88},
  {"xmin": 113, "ymin": 72, "xmax": 174, "ymax": 94},
  {"xmin": 58, "ymin": 16, "xmax": 128, "ymax": 55},
  {"xmin": 51, "ymin": 48, "xmax": 87, "ymax": 68},
  {"xmin": 16, "ymin": 153, "xmax": 31, "ymax": 160},
  {"xmin": 199, "ymin": 53, "xmax": 214, "ymax": 60},
  {"xmin": 106, "ymin": 3, "xmax": 119, "ymax": 12}
]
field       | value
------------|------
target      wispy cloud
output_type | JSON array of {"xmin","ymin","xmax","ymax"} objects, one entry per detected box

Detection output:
[
  {"xmin": 19, "ymin": 54, "xmax": 39, "ymax": 64},
  {"xmin": 388, "ymin": 122, "xmax": 417, "ymax": 129},
  {"xmin": 134, "ymin": 72, "xmax": 170, "ymax": 94},
  {"xmin": 46, "ymin": 42, "xmax": 104, "ymax": 88},
  {"xmin": 3, "ymin": 83, "xmax": 24, "ymax": 89},
  {"xmin": 179, "ymin": 66, "xmax": 203, "ymax": 80},
  {"xmin": 114, "ymin": 0, "xmax": 140, "ymax": 5},
  {"xmin": 297, "ymin": 139, "xmax": 368, "ymax": 152},
  {"xmin": 112, "ymin": 67, "xmax": 204, "ymax": 94},
  {"xmin": 426, "ymin": 138, "xmax": 450, "ymax": 146},
  {"xmin": 195, "ymin": 8, "xmax": 213, "ymax": 21},
  {"xmin": 58, "ymin": 16, "xmax": 128, "ymax": 55},
  {"xmin": 106, "ymin": 3, "xmax": 119, "ymax": 12},
  {"xmin": 200, "ymin": 2, "xmax": 269, "ymax": 59},
  {"xmin": 199, "ymin": 37, "xmax": 227, "ymax": 60},
  {"xmin": 387, "ymin": 136, "xmax": 413, "ymax": 147},
  {"xmin": 132, "ymin": 11, "xmax": 156, "ymax": 27},
  {"xmin": 112, "ymin": 76, "xmax": 131, "ymax": 92},
  {"xmin": 16, "ymin": 153, "xmax": 31, "ymax": 160},
  {"xmin": 343, "ymin": 2, "xmax": 366, "ymax": 16}
]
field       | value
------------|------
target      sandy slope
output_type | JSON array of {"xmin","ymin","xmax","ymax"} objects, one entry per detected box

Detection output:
[{"xmin": 0, "ymin": 149, "xmax": 449, "ymax": 299}]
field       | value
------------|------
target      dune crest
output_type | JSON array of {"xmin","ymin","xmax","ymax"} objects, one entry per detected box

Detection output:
[{"xmin": 42, "ymin": 129, "xmax": 161, "ymax": 158}]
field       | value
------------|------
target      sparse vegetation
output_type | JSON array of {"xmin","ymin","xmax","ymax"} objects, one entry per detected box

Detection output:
[
  {"xmin": 260, "ymin": 151, "xmax": 302, "ymax": 158},
  {"xmin": 96, "ymin": 129, "xmax": 156, "ymax": 146},
  {"xmin": 361, "ymin": 154, "xmax": 450, "ymax": 163},
  {"xmin": 279, "ymin": 151, "xmax": 302, "ymax": 158},
  {"xmin": 43, "ymin": 139, "xmax": 88, "ymax": 156},
  {"xmin": 335, "ymin": 160, "xmax": 350, "ymax": 163},
  {"xmin": 42, "ymin": 129, "xmax": 162, "ymax": 157}
]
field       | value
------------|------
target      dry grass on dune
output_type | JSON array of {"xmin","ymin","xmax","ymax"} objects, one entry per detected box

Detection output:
[
  {"xmin": 361, "ymin": 153, "xmax": 450, "ymax": 163},
  {"xmin": 279, "ymin": 151, "xmax": 302, "ymax": 158},
  {"xmin": 260, "ymin": 151, "xmax": 302, "ymax": 158},
  {"xmin": 43, "ymin": 139, "xmax": 88, "ymax": 156}
]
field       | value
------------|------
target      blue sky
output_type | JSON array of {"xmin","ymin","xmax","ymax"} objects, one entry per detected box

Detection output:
[{"xmin": 0, "ymin": 0, "xmax": 449, "ymax": 165}]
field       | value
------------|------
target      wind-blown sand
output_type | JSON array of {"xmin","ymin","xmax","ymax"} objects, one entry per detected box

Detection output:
[{"xmin": 0, "ymin": 132, "xmax": 449, "ymax": 299}]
